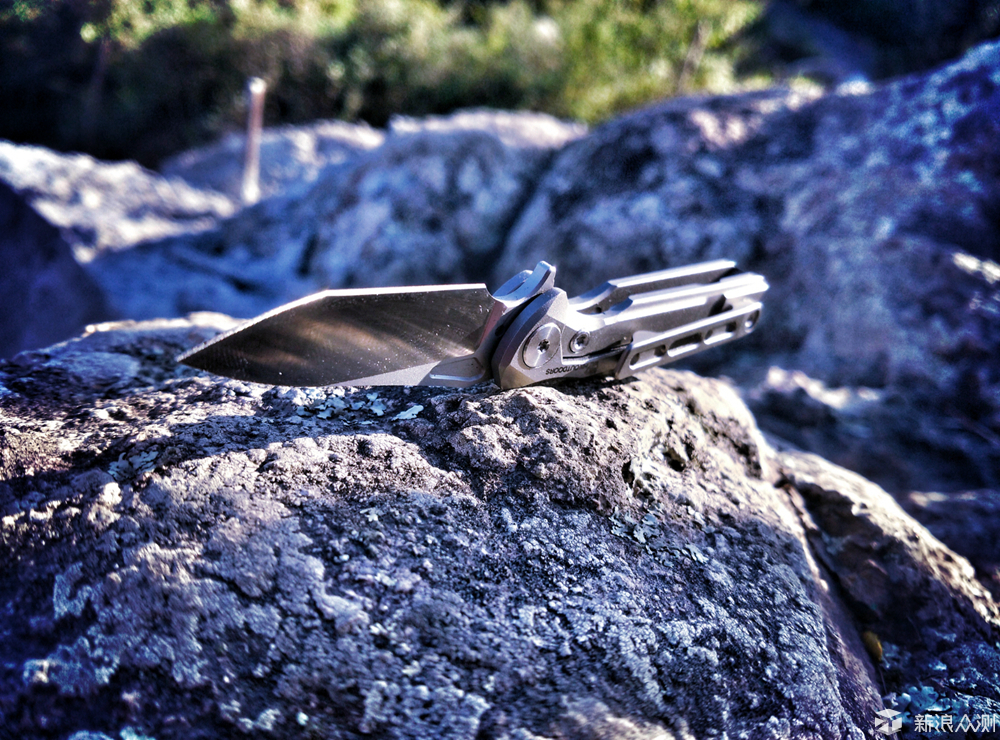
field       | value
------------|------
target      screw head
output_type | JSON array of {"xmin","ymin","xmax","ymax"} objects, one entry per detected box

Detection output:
[
  {"xmin": 569, "ymin": 330, "xmax": 591, "ymax": 353},
  {"xmin": 522, "ymin": 323, "xmax": 561, "ymax": 368}
]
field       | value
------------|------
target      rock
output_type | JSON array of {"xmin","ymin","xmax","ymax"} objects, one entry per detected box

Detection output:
[
  {"xmin": 0, "ymin": 139, "xmax": 236, "ymax": 264},
  {"xmin": 744, "ymin": 367, "xmax": 974, "ymax": 496},
  {"xmin": 87, "ymin": 112, "xmax": 582, "ymax": 322},
  {"xmin": 0, "ymin": 180, "xmax": 110, "ymax": 359},
  {"xmin": 296, "ymin": 128, "xmax": 553, "ymax": 289},
  {"xmin": 777, "ymin": 450, "xmax": 1000, "ymax": 731},
  {"xmin": 902, "ymin": 489, "xmax": 1000, "ymax": 600},
  {"xmin": 159, "ymin": 119, "xmax": 386, "ymax": 202},
  {"xmin": 496, "ymin": 41, "xmax": 1000, "ymax": 493},
  {"xmin": 6, "ymin": 44, "xmax": 1000, "ymax": 505},
  {"xmin": 389, "ymin": 109, "xmax": 587, "ymax": 150},
  {"xmin": 158, "ymin": 111, "xmax": 583, "ymax": 205},
  {"xmin": 1, "ymin": 318, "xmax": 998, "ymax": 739}
]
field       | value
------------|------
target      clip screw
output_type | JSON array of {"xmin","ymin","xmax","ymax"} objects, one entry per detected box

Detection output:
[
  {"xmin": 569, "ymin": 330, "xmax": 590, "ymax": 353},
  {"xmin": 522, "ymin": 323, "xmax": 561, "ymax": 368}
]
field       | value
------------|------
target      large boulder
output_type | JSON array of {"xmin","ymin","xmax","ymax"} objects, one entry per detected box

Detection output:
[
  {"xmin": 86, "ymin": 112, "xmax": 585, "ymax": 323},
  {"xmin": 903, "ymin": 489, "xmax": 1000, "ymax": 600},
  {"xmin": 159, "ymin": 110, "xmax": 585, "ymax": 203},
  {"xmin": 496, "ymin": 41, "xmax": 1000, "ymax": 493},
  {"xmin": 1, "ymin": 318, "xmax": 997, "ymax": 739},
  {"xmin": 159, "ymin": 119, "xmax": 386, "ymax": 203},
  {"xmin": 0, "ymin": 180, "xmax": 110, "ymax": 359},
  {"xmin": 0, "ymin": 140, "xmax": 235, "ymax": 264}
]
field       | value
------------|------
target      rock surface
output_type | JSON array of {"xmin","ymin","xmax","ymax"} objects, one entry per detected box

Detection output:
[
  {"xmin": 159, "ymin": 119, "xmax": 386, "ymax": 203},
  {"xmin": 158, "ymin": 110, "xmax": 586, "ymax": 204},
  {"xmin": 0, "ymin": 181, "xmax": 110, "ymax": 360},
  {"xmin": 903, "ymin": 489, "xmax": 1000, "ymax": 601},
  {"xmin": 0, "ymin": 140, "xmax": 235, "ymax": 265},
  {"xmin": 0, "ymin": 18, "xmax": 997, "ymax": 740},
  {"xmin": 1, "ymin": 319, "xmax": 998, "ymax": 739},
  {"xmin": 85, "ymin": 111, "xmax": 585, "ymax": 323}
]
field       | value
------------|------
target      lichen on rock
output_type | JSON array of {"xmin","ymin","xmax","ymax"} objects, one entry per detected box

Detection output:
[{"xmin": 1, "ymin": 317, "xmax": 997, "ymax": 739}]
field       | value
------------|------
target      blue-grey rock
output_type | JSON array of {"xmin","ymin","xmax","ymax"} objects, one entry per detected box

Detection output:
[
  {"xmin": 496, "ymin": 41, "xmax": 1000, "ymax": 493},
  {"xmin": 0, "ymin": 140, "xmax": 235, "ymax": 264},
  {"xmin": 0, "ymin": 180, "xmax": 110, "ymax": 359},
  {"xmin": 159, "ymin": 119, "xmax": 385, "ymax": 202},
  {"xmin": 85, "ymin": 112, "xmax": 583, "ymax": 323},
  {"xmin": 1, "ymin": 317, "xmax": 997, "ymax": 739}
]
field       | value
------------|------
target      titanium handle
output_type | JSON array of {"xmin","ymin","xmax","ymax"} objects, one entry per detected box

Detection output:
[
  {"xmin": 569, "ymin": 259, "xmax": 738, "ymax": 315},
  {"xmin": 492, "ymin": 266, "xmax": 768, "ymax": 389},
  {"xmin": 614, "ymin": 301, "xmax": 762, "ymax": 379}
]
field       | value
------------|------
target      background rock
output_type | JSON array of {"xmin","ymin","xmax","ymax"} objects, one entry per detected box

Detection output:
[
  {"xmin": 496, "ymin": 41, "xmax": 1000, "ymax": 494},
  {"xmin": 1, "ymin": 318, "xmax": 998, "ymax": 739},
  {"xmin": 903, "ymin": 489, "xmax": 1000, "ymax": 600},
  {"xmin": 388, "ymin": 110, "xmax": 588, "ymax": 150},
  {"xmin": 0, "ymin": 140, "xmax": 235, "ymax": 265},
  {"xmin": 0, "ymin": 180, "xmax": 110, "ymax": 360},
  {"xmin": 0, "ymin": 109, "xmax": 584, "ymax": 350},
  {"xmin": 158, "ymin": 110, "xmax": 584, "ymax": 207},
  {"xmin": 777, "ymin": 449, "xmax": 1000, "ymax": 734},
  {"xmin": 159, "ymin": 119, "xmax": 385, "ymax": 203},
  {"xmin": 85, "ymin": 111, "xmax": 584, "ymax": 323}
]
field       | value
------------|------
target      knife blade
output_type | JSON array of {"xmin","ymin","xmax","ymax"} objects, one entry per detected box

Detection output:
[{"xmin": 178, "ymin": 285, "xmax": 497, "ymax": 386}]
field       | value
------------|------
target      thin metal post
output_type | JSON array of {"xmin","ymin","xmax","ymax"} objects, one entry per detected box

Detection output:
[{"xmin": 241, "ymin": 77, "xmax": 267, "ymax": 205}]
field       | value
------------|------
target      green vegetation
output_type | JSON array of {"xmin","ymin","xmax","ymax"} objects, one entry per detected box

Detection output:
[
  {"xmin": 3, "ymin": 1, "xmax": 998, "ymax": 165},
  {"xmin": 0, "ymin": 0, "xmax": 764, "ymax": 164}
]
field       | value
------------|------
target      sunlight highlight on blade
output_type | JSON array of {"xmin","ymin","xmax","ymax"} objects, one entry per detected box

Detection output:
[{"xmin": 178, "ymin": 284, "xmax": 497, "ymax": 386}]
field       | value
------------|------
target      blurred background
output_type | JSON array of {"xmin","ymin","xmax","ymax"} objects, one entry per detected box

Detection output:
[{"xmin": 2, "ymin": 0, "xmax": 999, "ymax": 168}]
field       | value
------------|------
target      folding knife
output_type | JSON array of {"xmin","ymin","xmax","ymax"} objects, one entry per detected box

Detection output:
[{"xmin": 178, "ymin": 261, "xmax": 767, "ymax": 390}]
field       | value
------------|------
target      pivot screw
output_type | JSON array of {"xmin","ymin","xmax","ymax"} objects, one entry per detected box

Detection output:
[
  {"xmin": 522, "ymin": 323, "xmax": 561, "ymax": 368},
  {"xmin": 569, "ymin": 330, "xmax": 591, "ymax": 353}
]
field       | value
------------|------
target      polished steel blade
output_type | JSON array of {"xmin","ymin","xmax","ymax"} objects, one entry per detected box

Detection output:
[{"xmin": 178, "ymin": 284, "xmax": 498, "ymax": 386}]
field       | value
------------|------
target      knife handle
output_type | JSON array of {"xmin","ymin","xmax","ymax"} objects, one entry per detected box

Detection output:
[
  {"xmin": 613, "ymin": 302, "xmax": 762, "ymax": 379},
  {"xmin": 491, "ymin": 263, "xmax": 767, "ymax": 389},
  {"xmin": 568, "ymin": 259, "xmax": 737, "ymax": 315}
]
